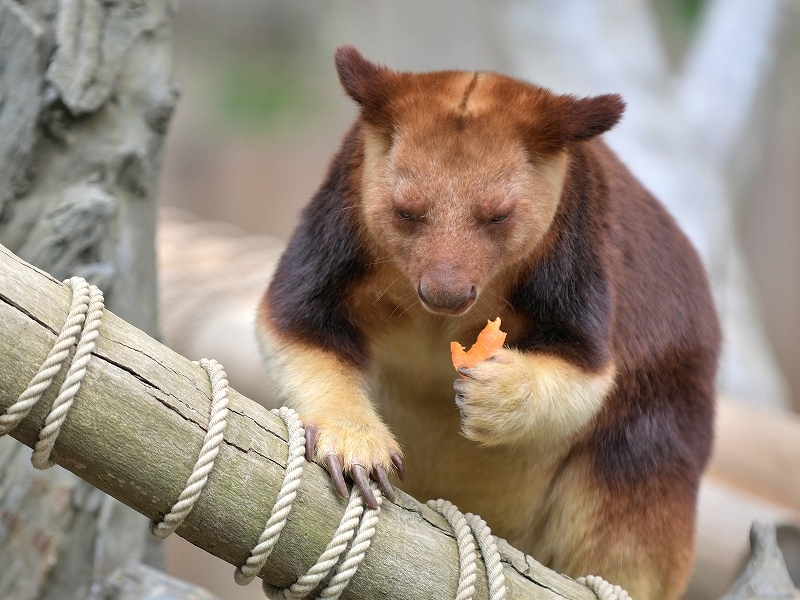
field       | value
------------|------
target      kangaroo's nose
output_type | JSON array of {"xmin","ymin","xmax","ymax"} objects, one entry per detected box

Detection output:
[{"xmin": 417, "ymin": 278, "xmax": 477, "ymax": 315}]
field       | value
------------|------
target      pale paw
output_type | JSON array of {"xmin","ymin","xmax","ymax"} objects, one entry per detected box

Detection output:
[
  {"xmin": 453, "ymin": 348, "xmax": 533, "ymax": 445},
  {"xmin": 303, "ymin": 414, "xmax": 404, "ymax": 508}
]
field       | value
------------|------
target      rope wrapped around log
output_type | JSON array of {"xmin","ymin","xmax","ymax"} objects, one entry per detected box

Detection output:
[{"xmin": 0, "ymin": 242, "xmax": 601, "ymax": 600}]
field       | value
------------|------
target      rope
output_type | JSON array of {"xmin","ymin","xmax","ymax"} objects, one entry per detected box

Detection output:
[
  {"xmin": 317, "ymin": 482, "xmax": 381, "ymax": 600},
  {"xmin": 260, "ymin": 483, "xmax": 368, "ymax": 599},
  {"xmin": 235, "ymin": 406, "xmax": 306, "ymax": 585},
  {"xmin": 1, "ymin": 276, "xmax": 633, "ymax": 600},
  {"xmin": 233, "ymin": 406, "xmax": 384, "ymax": 599},
  {"xmin": 577, "ymin": 575, "xmax": 631, "ymax": 600},
  {"xmin": 0, "ymin": 277, "xmax": 103, "ymax": 471},
  {"xmin": 150, "ymin": 358, "xmax": 230, "ymax": 538},
  {"xmin": 0, "ymin": 277, "xmax": 95, "ymax": 437},
  {"xmin": 32, "ymin": 281, "xmax": 104, "ymax": 469},
  {"xmin": 464, "ymin": 513, "xmax": 506, "ymax": 600},
  {"xmin": 427, "ymin": 500, "xmax": 479, "ymax": 600}
]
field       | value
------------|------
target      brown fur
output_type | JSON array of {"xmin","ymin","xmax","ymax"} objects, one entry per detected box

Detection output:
[{"xmin": 257, "ymin": 46, "xmax": 720, "ymax": 600}]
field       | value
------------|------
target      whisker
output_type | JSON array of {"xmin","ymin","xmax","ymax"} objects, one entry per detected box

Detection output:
[
  {"xmin": 474, "ymin": 295, "xmax": 504, "ymax": 322},
  {"xmin": 327, "ymin": 205, "xmax": 358, "ymax": 217},
  {"xmin": 366, "ymin": 258, "xmax": 400, "ymax": 267},
  {"xmin": 398, "ymin": 298, "xmax": 422, "ymax": 319},
  {"xmin": 390, "ymin": 292, "xmax": 418, "ymax": 318},
  {"xmin": 484, "ymin": 287, "xmax": 516, "ymax": 313},
  {"xmin": 373, "ymin": 276, "xmax": 403, "ymax": 305},
  {"xmin": 476, "ymin": 295, "xmax": 494, "ymax": 314}
]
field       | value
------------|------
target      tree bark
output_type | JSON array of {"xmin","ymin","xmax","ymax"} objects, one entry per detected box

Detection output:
[
  {"xmin": 0, "ymin": 0, "xmax": 181, "ymax": 596},
  {"xmin": 0, "ymin": 243, "xmax": 597, "ymax": 600}
]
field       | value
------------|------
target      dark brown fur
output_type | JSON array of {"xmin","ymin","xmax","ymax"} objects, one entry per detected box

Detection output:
[
  {"xmin": 260, "ymin": 46, "xmax": 720, "ymax": 599},
  {"xmin": 265, "ymin": 125, "xmax": 371, "ymax": 368}
]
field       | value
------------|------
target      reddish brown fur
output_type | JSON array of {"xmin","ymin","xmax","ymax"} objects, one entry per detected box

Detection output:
[{"xmin": 259, "ymin": 46, "xmax": 720, "ymax": 599}]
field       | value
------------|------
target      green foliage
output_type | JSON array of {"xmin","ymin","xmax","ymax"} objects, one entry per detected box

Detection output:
[
  {"xmin": 672, "ymin": 0, "xmax": 706, "ymax": 28},
  {"xmin": 215, "ymin": 55, "xmax": 318, "ymax": 132},
  {"xmin": 651, "ymin": 0, "xmax": 709, "ymax": 67}
]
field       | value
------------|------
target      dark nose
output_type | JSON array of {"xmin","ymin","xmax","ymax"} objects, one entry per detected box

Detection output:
[{"xmin": 417, "ymin": 279, "xmax": 477, "ymax": 315}]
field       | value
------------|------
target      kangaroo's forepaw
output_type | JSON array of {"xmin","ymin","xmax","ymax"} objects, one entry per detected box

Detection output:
[
  {"xmin": 303, "ymin": 416, "xmax": 403, "ymax": 508},
  {"xmin": 453, "ymin": 348, "xmax": 533, "ymax": 445}
]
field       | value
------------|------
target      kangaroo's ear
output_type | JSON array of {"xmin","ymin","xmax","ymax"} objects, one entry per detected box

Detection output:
[
  {"xmin": 335, "ymin": 45, "xmax": 388, "ymax": 105},
  {"xmin": 566, "ymin": 94, "xmax": 626, "ymax": 141},
  {"xmin": 335, "ymin": 45, "xmax": 396, "ymax": 132},
  {"xmin": 521, "ymin": 91, "xmax": 626, "ymax": 156}
]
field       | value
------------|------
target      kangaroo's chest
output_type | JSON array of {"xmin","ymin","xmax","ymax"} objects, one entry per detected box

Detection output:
[{"xmin": 367, "ymin": 326, "xmax": 561, "ymax": 548}]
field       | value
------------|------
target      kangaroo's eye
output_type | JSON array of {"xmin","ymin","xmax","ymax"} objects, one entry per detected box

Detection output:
[
  {"xmin": 396, "ymin": 209, "xmax": 415, "ymax": 220},
  {"xmin": 491, "ymin": 213, "xmax": 510, "ymax": 224}
]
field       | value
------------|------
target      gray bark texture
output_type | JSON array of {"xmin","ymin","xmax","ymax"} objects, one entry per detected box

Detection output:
[
  {"xmin": 102, "ymin": 563, "xmax": 220, "ymax": 600},
  {"xmin": 0, "ymin": 0, "xmax": 181, "ymax": 597},
  {"xmin": 0, "ymin": 243, "xmax": 601, "ymax": 600},
  {"xmin": 719, "ymin": 523, "xmax": 800, "ymax": 600}
]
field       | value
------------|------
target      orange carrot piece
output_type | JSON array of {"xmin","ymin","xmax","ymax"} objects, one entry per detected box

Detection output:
[{"xmin": 451, "ymin": 317, "xmax": 507, "ymax": 372}]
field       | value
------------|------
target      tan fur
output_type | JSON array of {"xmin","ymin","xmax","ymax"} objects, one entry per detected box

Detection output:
[
  {"xmin": 529, "ymin": 463, "xmax": 665, "ymax": 600},
  {"xmin": 363, "ymin": 317, "xmax": 614, "ymax": 553},
  {"xmin": 256, "ymin": 315, "xmax": 401, "ymax": 471},
  {"xmin": 457, "ymin": 349, "xmax": 615, "ymax": 447}
]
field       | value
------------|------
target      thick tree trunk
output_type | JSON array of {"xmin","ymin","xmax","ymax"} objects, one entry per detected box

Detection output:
[
  {"xmin": 0, "ymin": 243, "xmax": 599, "ymax": 600},
  {"xmin": 0, "ymin": 0, "xmax": 181, "ymax": 597}
]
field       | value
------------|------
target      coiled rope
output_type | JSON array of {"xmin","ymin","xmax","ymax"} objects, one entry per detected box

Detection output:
[
  {"xmin": 576, "ymin": 575, "xmax": 631, "ymax": 600},
  {"xmin": 261, "ymin": 479, "xmax": 378, "ymax": 599},
  {"xmin": 426, "ymin": 499, "xmax": 514, "ymax": 600},
  {"xmin": 150, "ymin": 358, "xmax": 230, "ymax": 539},
  {"xmin": 1, "ymin": 275, "xmax": 631, "ymax": 600},
  {"xmin": 0, "ymin": 277, "xmax": 103, "ymax": 468}
]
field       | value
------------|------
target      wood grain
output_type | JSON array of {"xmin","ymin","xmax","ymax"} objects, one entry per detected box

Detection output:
[{"xmin": 0, "ymin": 243, "xmax": 595, "ymax": 600}]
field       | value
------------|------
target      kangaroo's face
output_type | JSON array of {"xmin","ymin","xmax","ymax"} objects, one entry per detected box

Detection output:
[
  {"xmin": 335, "ymin": 46, "xmax": 623, "ymax": 316},
  {"xmin": 361, "ymin": 111, "xmax": 568, "ymax": 315}
]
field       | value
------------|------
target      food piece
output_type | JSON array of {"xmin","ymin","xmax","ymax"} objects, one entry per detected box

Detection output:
[{"xmin": 451, "ymin": 317, "xmax": 507, "ymax": 372}]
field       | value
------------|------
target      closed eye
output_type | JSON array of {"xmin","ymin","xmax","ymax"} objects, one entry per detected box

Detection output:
[
  {"xmin": 396, "ymin": 209, "xmax": 415, "ymax": 220},
  {"xmin": 490, "ymin": 213, "xmax": 510, "ymax": 224}
]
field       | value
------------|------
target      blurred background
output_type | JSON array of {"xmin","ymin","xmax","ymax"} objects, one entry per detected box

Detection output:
[
  {"xmin": 160, "ymin": 0, "xmax": 800, "ymax": 412},
  {"xmin": 154, "ymin": 1, "xmax": 800, "ymax": 598}
]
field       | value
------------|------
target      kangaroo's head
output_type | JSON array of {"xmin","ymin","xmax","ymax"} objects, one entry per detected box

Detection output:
[{"xmin": 336, "ymin": 45, "xmax": 624, "ymax": 316}]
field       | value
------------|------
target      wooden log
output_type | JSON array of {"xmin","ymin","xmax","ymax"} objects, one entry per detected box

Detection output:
[{"xmin": 0, "ymin": 243, "xmax": 595, "ymax": 600}]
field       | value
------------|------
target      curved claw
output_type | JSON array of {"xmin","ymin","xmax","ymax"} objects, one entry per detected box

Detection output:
[
  {"xmin": 391, "ymin": 454, "xmax": 406, "ymax": 482},
  {"xmin": 304, "ymin": 424, "xmax": 318, "ymax": 461},
  {"xmin": 485, "ymin": 352, "xmax": 512, "ymax": 364},
  {"xmin": 456, "ymin": 392, "xmax": 467, "ymax": 420},
  {"xmin": 457, "ymin": 366, "xmax": 474, "ymax": 378},
  {"xmin": 352, "ymin": 464, "xmax": 379, "ymax": 509},
  {"xmin": 374, "ymin": 466, "xmax": 395, "ymax": 502},
  {"xmin": 324, "ymin": 455, "xmax": 349, "ymax": 499}
]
